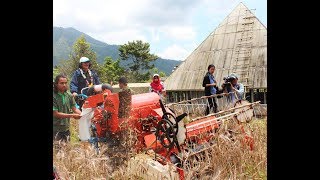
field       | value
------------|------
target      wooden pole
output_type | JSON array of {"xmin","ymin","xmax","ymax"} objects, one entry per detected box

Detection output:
[
  {"xmin": 251, "ymin": 89, "xmax": 254, "ymax": 103},
  {"xmin": 263, "ymin": 89, "xmax": 266, "ymax": 104}
]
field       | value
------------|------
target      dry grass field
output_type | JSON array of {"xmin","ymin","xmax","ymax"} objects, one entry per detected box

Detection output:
[{"xmin": 53, "ymin": 117, "xmax": 266, "ymax": 179}]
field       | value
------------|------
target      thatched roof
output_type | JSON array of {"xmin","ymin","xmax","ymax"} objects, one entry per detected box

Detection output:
[{"xmin": 164, "ymin": 2, "xmax": 267, "ymax": 91}]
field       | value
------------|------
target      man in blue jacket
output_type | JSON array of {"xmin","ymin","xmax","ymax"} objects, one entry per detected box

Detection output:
[{"xmin": 70, "ymin": 57, "xmax": 101, "ymax": 108}]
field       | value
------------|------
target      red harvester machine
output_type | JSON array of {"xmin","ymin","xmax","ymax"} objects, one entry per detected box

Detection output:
[{"xmin": 81, "ymin": 90, "xmax": 259, "ymax": 179}]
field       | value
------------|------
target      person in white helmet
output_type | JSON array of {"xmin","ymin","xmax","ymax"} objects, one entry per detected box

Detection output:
[{"xmin": 70, "ymin": 57, "xmax": 101, "ymax": 108}]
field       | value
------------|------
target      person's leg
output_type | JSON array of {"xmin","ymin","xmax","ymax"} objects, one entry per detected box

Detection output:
[
  {"xmin": 54, "ymin": 130, "xmax": 70, "ymax": 142},
  {"xmin": 213, "ymin": 97, "xmax": 218, "ymax": 113},
  {"xmin": 206, "ymin": 97, "xmax": 213, "ymax": 115}
]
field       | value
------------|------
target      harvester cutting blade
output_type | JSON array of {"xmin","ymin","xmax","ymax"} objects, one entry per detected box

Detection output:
[
  {"xmin": 234, "ymin": 100, "xmax": 254, "ymax": 123},
  {"xmin": 176, "ymin": 119, "xmax": 186, "ymax": 145}
]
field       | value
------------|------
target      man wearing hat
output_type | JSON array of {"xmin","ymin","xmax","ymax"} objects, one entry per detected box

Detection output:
[
  {"xmin": 222, "ymin": 73, "xmax": 244, "ymax": 103},
  {"xmin": 70, "ymin": 57, "xmax": 101, "ymax": 108}
]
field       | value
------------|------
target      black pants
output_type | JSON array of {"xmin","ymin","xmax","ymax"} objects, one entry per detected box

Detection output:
[
  {"xmin": 53, "ymin": 130, "xmax": 70, "ymax": 142},
  {"xmin": 206, "ymin": 97, "xmax": 217, "ymax": 115}
]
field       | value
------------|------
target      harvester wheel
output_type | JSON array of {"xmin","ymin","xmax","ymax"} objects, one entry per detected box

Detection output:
[
  {"xmin": 162, "ymin": 112, "xmax": 179, "ymax": 135},
  {"xmin": 156, "ymin": 119, "xmax": 179, "ymax": 150}
]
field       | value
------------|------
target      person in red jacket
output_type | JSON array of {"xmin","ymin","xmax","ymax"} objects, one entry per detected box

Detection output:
[{"xmin": 150, "ymin": 74, "xmax": 166, "ymax": 100}]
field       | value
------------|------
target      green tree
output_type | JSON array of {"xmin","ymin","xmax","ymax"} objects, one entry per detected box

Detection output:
[
  {"xmin": 100, "ymin": 56, "xmax": 125, "ymax": 85},
  {"xmin": 159, "ymin": 71, "xmax": 166, "ymax": 78},
  {"xmin": 53, "ymin": 66, "xmax": 60, "ymax": 81},
  {"xmin": 119, "ymin": 40, "xmax": 158, "ymax": 82},
  {"xmin": 148, "ymin": 67, "xmax": 166, "ymax": 81},
  {"xmin": 150, "ymin": 67, "xmax": 159, "ymax": 75},
  {"xmin": 58, "ymin": 35, "xmax": 103, "ymax": 79}
]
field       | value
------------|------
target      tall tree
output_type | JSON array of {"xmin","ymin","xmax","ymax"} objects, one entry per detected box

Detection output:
[
  {"xmin": 53, "ymin": 67, "xmax": 60, "ymax": 81},
  {"xmin": 119, "ymin": 40, "xmax": 158, "ymax": 82},
  {"xmin": 159, "ymin": 71, "xmax": 166, "ymax": 78},
  {"xmin": 58, "ymin": 35, "xmax": 103, "ymax": 79},
  {"xmin": 100, "ymin": 56, "xmax": 125, "ymax": 85}
]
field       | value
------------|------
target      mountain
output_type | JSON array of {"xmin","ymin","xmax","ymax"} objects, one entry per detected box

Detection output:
[{"xmin": 53, "ymin": 27, "xmax": 182, "ymax": 75}]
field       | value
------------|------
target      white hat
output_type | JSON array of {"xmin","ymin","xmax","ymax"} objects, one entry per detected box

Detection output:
[
  {"xmin": 79, "ymin": 57, "xmax": 90, "ymax": 63},
  {"xmin": 153, "ymin": 74, "xmax": 160, "ymax": 77}
]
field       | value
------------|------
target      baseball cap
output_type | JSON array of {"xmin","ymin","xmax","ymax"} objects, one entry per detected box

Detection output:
[{"xmin": 229, "ymin": 73, "xmax": 238, "ymax": 80}]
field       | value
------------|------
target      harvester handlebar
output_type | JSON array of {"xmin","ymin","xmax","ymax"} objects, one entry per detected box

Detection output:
[{"xmin": 76, "ymin": 94, "xmax": 88, "ymax": 100}]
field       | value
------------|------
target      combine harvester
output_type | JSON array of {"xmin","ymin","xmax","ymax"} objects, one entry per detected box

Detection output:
[{"xmin": 78, "ymin": 89, "xmax": 264, "ymax": 179}]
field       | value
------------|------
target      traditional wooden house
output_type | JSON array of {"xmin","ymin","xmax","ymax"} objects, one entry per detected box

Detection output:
[{"xmin": 164, "ymin": 2, "xmax": 267, "ymax": 103}]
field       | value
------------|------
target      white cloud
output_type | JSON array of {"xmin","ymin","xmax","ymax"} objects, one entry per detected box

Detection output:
[
  {"xmin": 158, "ymin": 44, "xmax": 189, "ymax": 60},
  {"xmin": 53, "ymin": 0, "xmax": 266, "ymax": 60},
  {"xmin": 162, "ymin": 26, "xmax": 196, "ymax": 41},
  {"xmin": 89, "ymin": 29, "xmax": 147, "ymax": 45},
  {"xmin": 53, "ymin": 0, "xmax": 137, "ymax": 31},
  {"xmin": 148, "ymin": 27, "xmax": 160, "ymax": 42}
]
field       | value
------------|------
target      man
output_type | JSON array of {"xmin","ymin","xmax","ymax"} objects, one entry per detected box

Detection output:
[
  {"xmin": 222, "ymin": 73, "xmax": 245, "ymax": 103},
  {"xmin": 70, "ymin": 57, "xmax": 101, "ymax": 108},
  {"xmin": 202, "ymin": 64, "xmax": 218, "ymax": 115},
  {"xmin": 53, "ymin": 74, "xmax": 82, "ymax": 141},
  {"xmin": 118, "ymin": 77, "xmax": 133, "ymax": 118}
]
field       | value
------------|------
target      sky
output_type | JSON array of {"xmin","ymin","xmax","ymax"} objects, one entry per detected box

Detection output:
[{"xmin": 53, "ymin": 0, "xmax": 266, "ymax": 61}]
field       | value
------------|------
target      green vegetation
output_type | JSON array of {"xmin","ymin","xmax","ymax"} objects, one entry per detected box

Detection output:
[
  {"xmin": 57, "ymin": 35, "xmax": 102, "ymax": 79},
  {"xmin": 53, "ymin": 35, "xmax": 168, "ymax": 84},
  {"xmin": 119, "ymin": 40, "xmax": 158, "ymax": 82},
  {"xmin": 53, "ymin": 27, "xmax": 181, "ymax": 76},
  {"xmin": 100, "ymin": 57, "xmax": 125, "ymax": 84}
]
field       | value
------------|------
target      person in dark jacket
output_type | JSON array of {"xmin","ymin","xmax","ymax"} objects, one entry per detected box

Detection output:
[
  {"xmin": 118, "ymin": 77, "xmax": 133, "ymax": 118},
  {"xmin": 70, "ymin": 57, "xmax": 101, "ymax": 108},
  {"xmin": 202, "ymin": 64, "xmax": 218, "ymax": 115}
]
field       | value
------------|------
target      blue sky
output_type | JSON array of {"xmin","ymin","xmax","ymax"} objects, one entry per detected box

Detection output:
[{"xmin": 53, "ymin": 0, "xmax": 266, "ymax": 61}]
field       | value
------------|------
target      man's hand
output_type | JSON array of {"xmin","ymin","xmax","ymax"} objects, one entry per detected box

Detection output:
[
  {"xmin": 230, "ymin": 83, "xmax": 236, "ymax": 91},
  {"xmin": 72, "ymin": 92, "xmax": 78, "ymax": 97},
  {"xmin": 72, "ymin": 114, "xmax": 82, "ymax": 119}
]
